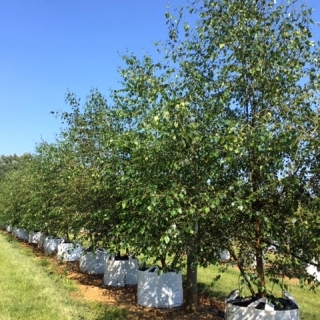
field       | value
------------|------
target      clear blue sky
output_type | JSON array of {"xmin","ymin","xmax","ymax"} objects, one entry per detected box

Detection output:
[{"xmin": 1, "ymin": 0, "xmax": 320, "ymax": 156}]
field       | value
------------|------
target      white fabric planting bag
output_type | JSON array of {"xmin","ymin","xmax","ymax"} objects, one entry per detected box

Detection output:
[
  {"xmin": 220, "ymin": 250, "xmax": 231, "ymax": 260},
  {"xmin": 80, "ymin": 248, "xmax": 108, "ymax": 274},
  {"xmin": 306, "ymin": 261, "xmax": 320, "ymax": 282},
  {"xmin": 137, "ymin": 266, "xmax": 183, "ymax": 308},
  {"xmin": 103, "ymin": 256, "xmax": 138, "ymax": 286},
  {"xmin": 57, "ymin": 241, "xmax": 82, "ymax": 262},
  {"xmin": 15, "ymin": 228, "xmax": 28, "ymax": 241},
  {"xmin": 43, "ymin": 236, "xmax": 63, "ymax": 253},
  {"xmin": 12, "ymin": 227, "xmax": 18, "ymax": 237},
  {"xmin": 28, "ymin": 231, "xmax": 44, "ymax": 244},
  {"xmin": 225, "ymin": 290, "xmax": 300, "ymax": 320}
]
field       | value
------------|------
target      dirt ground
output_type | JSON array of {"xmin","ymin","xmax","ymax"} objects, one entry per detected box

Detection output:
[{"xmin": 18, "ymin": 239, "xmax": 226, "ymax": 320}]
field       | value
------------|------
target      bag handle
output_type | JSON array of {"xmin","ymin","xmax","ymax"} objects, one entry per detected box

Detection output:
[
  {"xmin": 144, "ymin": 265, "xmax": 159, "ymax": 272},
  {"xmin": 225, "ymin": 289, "xmax": 239, "ymax": 302},
  {"xmin": 284, "ymin": 291, "xmax": 299, "ymax": 308}
]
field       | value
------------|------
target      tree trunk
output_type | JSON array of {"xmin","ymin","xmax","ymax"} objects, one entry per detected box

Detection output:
[
  {"xmin": 160, "ymin": 255, "xmax": 167, "ymax": 270},
  {"xmin": 255, "ymin": 218, "xmax": 265, "ymax": 297},
  {"xmin": 250, "ymin": 99, "xmax": 265, "ymax": 297},
  {"xmin": 185, "ymin": 251, "xmax": 198, "ymax": 313}
]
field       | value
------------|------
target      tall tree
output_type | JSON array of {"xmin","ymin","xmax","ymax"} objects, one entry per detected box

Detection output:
[
  {"xmin": 112, "ymin": 51, "xmax": 235, "ymax": 311},
  {"xmin": 54, "ymin": 89, "xmax": 126, "ymax": 249},
  {"xmin": 166, "ymin": 0, "xmax": 320, "ymax": 299}
]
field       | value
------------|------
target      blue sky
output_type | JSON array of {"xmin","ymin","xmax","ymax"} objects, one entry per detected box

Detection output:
[{"xmin": 1, "ymin": 0, "xmax": 320, "ymax": 156}]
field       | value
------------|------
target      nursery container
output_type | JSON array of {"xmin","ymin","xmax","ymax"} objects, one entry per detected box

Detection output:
[
  {"xmin": 43, "ymin": 236, "xmax": 63, "ymax": 253},
  {"xmin": 225, "ymin": 290, "xmax": 299, "ymax": 320},
  {"xmin": 28, "ymin": 231, "xmax": 44, "ymax": 244},
  {"xmin": 220, "ymin": 250, "xmax": 231, "ymax": 260},
  {"xmin": 79, "ymin": 248, "xmax": 108, "ymax": 274},
  {"xmin": 103, "ymin": 256, "xmax": 138, "ymax": 287},
  {"xmin": 13, "ymin": 227, "xmax": 19, "ymax": 238},
  {"xmin": 137, "ymin": 266, "xmax": 183, "ymax": 308},
  {"xmin": 12, "ymin": 227, "xmax": 18, "ymax": 237},
  {"xmin": 15, "ymin": 228, "xmax": 28, "ymax": 241},
  {"xmin": 306, "ymin": 262, "xmax": 320, "ymax": 282},
  {"xmin": 57, "ymin": 241, "xmax": 82, "ymax": 262}
]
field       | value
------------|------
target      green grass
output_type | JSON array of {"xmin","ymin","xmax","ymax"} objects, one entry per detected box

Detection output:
[
  {"xmin": 0, "ymin": 232, "xmax": 127, "ymax": 320},
  {"xmin": 196, "ymin": 263, "xmax": 319, "ymax": 320}
]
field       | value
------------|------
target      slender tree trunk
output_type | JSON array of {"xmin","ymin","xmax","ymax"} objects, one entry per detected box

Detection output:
[
  {"xmin": 160, "ymin": 255, "xmax": 167, "ymax": 270},
  {"xmin": 255, "ymin": 217, "xmax": 265, "ymax": 297},
  {"xmin": 252, "ymin": 156, "xmax": 265, "ymax": 297},
  {"xmin": 249, "ymin": 99, "xmax": 266, "ymax": 297},
  {"xmin": 185, "ymin": 251, "xmax": 198, "ymax": 313}
]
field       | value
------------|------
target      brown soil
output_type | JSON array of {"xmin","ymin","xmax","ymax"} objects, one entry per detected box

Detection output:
[{"xmin": 17, "ymin": 239, "xmax": 225, "ymax": 320}]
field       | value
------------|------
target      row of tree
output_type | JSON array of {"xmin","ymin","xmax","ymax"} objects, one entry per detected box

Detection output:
[{"xmin": 1, "ymin": 0, "xmax": 320, "ymax": 312}]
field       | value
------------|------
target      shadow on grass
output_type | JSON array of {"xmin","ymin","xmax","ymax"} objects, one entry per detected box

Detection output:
[
  {"xmin": 182, "ymin": 274, "xmax": 228, "ymax": 301},
  {"xmin": 197, "ymin": 282, "xmax": 228, "ymax": 300},
  {"xmin": 94, "ymin": 306, "xmax": 128, "ymax": 320}
]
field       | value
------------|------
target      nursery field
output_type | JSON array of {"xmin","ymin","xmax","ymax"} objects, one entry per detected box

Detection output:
[
  {"xmin": 2, "ymin": 1, "xmax": 320, "ymax": 319},
  {"xmin": 0, "ymin": 231, "xmax": 319, "ymax": 320}
]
